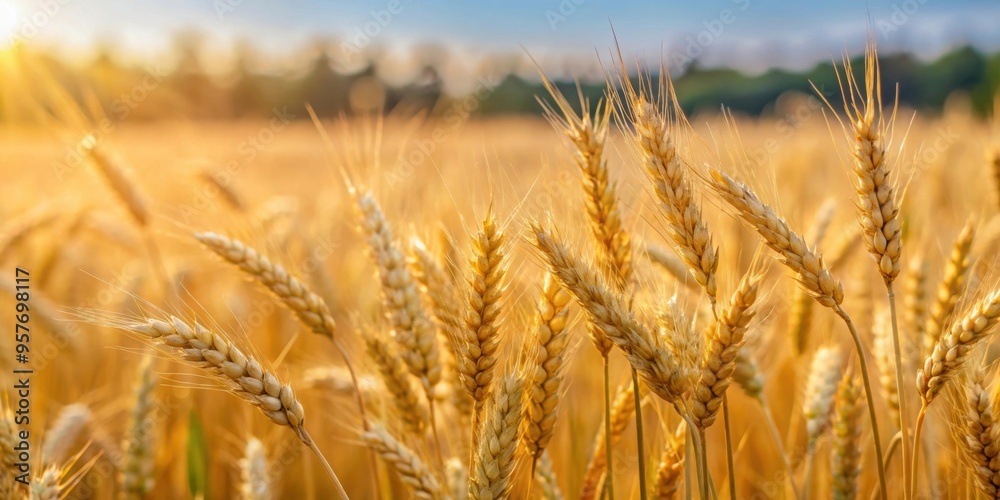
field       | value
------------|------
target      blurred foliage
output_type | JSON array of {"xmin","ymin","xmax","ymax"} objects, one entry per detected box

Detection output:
[{"xmin": 1, "ymin": 41, "xmax": 998, "ymax": 123}]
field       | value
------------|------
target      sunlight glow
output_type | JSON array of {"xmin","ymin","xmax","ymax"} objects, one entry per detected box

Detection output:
[{"xmin": 0, "ymin": 2, "xmax": 22, "ymax": 50}]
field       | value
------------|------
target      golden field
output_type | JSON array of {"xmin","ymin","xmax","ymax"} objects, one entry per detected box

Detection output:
[{"xmin": 2, "ymin": 58, "xmax": 1000, "ymax": 500}]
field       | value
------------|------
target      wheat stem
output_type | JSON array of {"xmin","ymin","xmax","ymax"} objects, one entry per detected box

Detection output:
[
  {"xmin": 603, "ymin": 355, "xmax": 615, "ymax": 500},
  {"xmin": 722, "ymin": 394, "xmax": 735, "ymax": 499},
  {"xmin": 632, "ymin": 369, "xmax": 648, "ymax": 500},
  {"xmin": 303, "ymin": 428, "xmax": 349, "ymax": 500}
]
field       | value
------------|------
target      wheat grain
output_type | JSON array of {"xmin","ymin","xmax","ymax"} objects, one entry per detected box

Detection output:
[{"xmin": 82, "ymin": 138, "xmax": 150, "ymax": 227}]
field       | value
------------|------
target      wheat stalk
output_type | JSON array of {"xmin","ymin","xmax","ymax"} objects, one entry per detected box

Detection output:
[
  {"xmin": 831, "ymin": 372, "xmax": 863, "ymax": 500},
  {"xmin": 363, "ymin": 424, "xmax": 442, "ymax": 499},
  {"xmin": 524, "ymin": 273, "xmax": 572, "ymax": 462},
  {"xmin": 120, "ymin": 357, "xmax": 157, "ymax": 499},
  {"xmin": 469, "ymin": 373, "xmax": 523, "ymax": 500},
  {"xmin": 240, "ymin": 438, "xmax": 270, "ymax": 500}
]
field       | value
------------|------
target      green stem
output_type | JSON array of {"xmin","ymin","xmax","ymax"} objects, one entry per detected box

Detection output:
[
  {"xmin": 632, "ymin": 369, "xmax": 648, "ymax": 500},
  {"xmin": 834, "ymin": 305, "xmax": 888, "ymax": 500}
]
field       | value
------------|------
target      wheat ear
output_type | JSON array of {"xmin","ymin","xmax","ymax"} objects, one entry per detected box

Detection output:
[
  {"xmin": 353, "ymin": 189, "xmax": 441, "ymax": 393},
  {"xmin": 647, "ymin": 244, "xmax": 698, "ymax": 290},
  {"xmin": 361, "ymin": 326, "xmax": 429, "ymax": 435},
  {"xmin": 454, "ymin": 208, "xmax": 507, "ymax": 415},
  {"xmin": 905, "ymin": 256, "xmax": 930, "ymax": 352},
  {"xmin": 525, "ymin": 273, "xmax": 572, "ymax": 462},
  {"xmin": 790, "ymin": 203, "xmax": 836, "ymax": 354},
  {"xmin": 873, "ymin": 313, "xmax": 901, "ymax": 428},
  {"xmin": 958, "ymin": 369, "xmax": 1000, "ymax": 497},
  {"xmin": 86, "ymin": 313, "xmax": 347, "ymax": 498},
  {"xmin": 82, "ymin": 139, "xmax": 150, "ymax": 227},
  {"xmin": 121, "ymin": 357, "xmax": 157, "ymax": 499},
  {"xmin": 41, "ymin": 404, "xmax": 92, "ymax": 466},
  {"xmin": 631, "ymin": 97, "xmax": 718, "ymax": 301},
  {"xmin": 989, "ymin": 146, "xmax": 1000, "ymax": 211},
  {"xmin": 691, "ymin": 268, "xmax": 762, "ymax": 429},
  {"xmin": 532, "ymin": 225, "xmax": 689, "ymax": 403},
  {"xmin": 803, "ymin": 346, "xmax": 843, "ymax": 450},
  {"xmin": 653, "ymin": 426, "xmax": 685, "ymax": 500},
  {"xmin": 535, "ymin": 451, "xmax": 564, "ymax": 500},
  {"xmin": 924, "ymin": 221, "xmax": 975, "ymax": 358},
  {"xmin": 363, "ymin": 424, "xmax": 442, "ymax": 499},
  {"xmin": 469, "ymin": 373, "xmax": 524, "ymax": 500},
  {"xmin": 831, "ymin": 372, "xmax": 863, "ymax": 500},
  {"xmin": 200, "ymin": 167, "xmax": 246, "ymax": 211},
  {"xmin": 240, "ymin": 438, "xmax": 270, "ymax": 500},
  {"xmin": 195, "ymin": 232, "xmax": 336, "ymax": 337}
]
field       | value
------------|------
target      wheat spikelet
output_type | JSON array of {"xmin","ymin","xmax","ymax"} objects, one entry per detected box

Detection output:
[
  {"xmin": 240, "ymin": 438, "xmax": 270, "ymax": 500},
  {"xmin": 872, "ymin": 312, "xmax": 901, "ymax": 427},
  {"xmin": 579, "ymin": 382, "xmax": 637, "ymax": 500},
  {"xmin": 303, "ymin": 366, "xmax": 378, "ymax": 396},
  {"xmin": 831, "ymin": 372, "xmax": 863, "ymax": 500},
  {"xmin": 691, "ymin": 269, "xmax": 762, "ymax": 428},
  {"xmin": 363, "ymin": 423, "xmax": 442, "ymax": 499},
  {"xmin": 803, "ymin": 346, "xmax": 843, "ymax": 448},
  {"xmin": 532, "ymin": 224, "xmax": 687, "ymax": 403},
  {"xmin": 354, "ymin": 189, "xmax": 441, "ymax": 391},
  {"xmin": 958, "ymin": 369, "xmax": 1000, "ymax": 497},
  {"xmin": 121, "ymin": 357, "xmax": 157, "ymax": 499},
  {"xmin": 535, "ymin": 452, "xmax": 563, "ymax": 500},
  {"xmin": 709, "ymin": 169, "xmax": 844, "ymax": 308},
  {"xmin": 452, "ymin": 209, "xmax": 507, "ymax": 412},
  {"xmin": 630, "ymin": 97, "xmax": 718, "ymax": 300},
  {"xmin": 646, "ymin": 244, "xmax": 697, "ymax": 290},
  {"xmin": 524, "ymin": 273, "xmax": 572, "ymax": 460},
  {"xmin": 653, "ymin": 428, "xmax": 684, "ymax": 500},
  {"xmin": 845, "ymin": 50, "xmax": 903, "ymax": 284},
  {"xmin": 469, "ymin": 373, "xmax": 523, "ymax": 500},
  {"xmin": 41, "ymin": 404, "xmax": 91, "ymax": 465},
  {"xmin": 82, "ymin": 139, "xmax": 150, "ymax": 227},
  {"xmin": 361, "ymin": 326, "xmax": 429, "ymax": 435},
  {"xmin": 541, "ymin": 79, "xmax": 631, "ymax": 292},
  {"xmin": 918, "ymin": 288, "xmax": 1000, "ymax": 404},
  {"xmin": 195, "ymin": 232, "xmax": 336, "ymax": 338},
  {"xmin": 924, "ymin": 221, "xmax": 975, "ymax": 357},
  {"xmin": 410, "ymin": 236, "xmax": 465, "ymax": 338}
]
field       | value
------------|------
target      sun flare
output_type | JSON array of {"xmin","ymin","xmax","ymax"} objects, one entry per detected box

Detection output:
[{"xmin": 0, "ymin": 2, "xmax": 22, "ymax": 50}]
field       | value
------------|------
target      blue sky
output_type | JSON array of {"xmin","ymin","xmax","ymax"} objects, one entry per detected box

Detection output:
[{"xmin": 4, "ymin": 0, "xmax": 1000, "ymax": 74}]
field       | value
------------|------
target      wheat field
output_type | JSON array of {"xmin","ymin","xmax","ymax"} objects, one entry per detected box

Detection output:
[{"xmin": 2, "ymin": 44, "xmax": 1000, "ymax": 500}]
